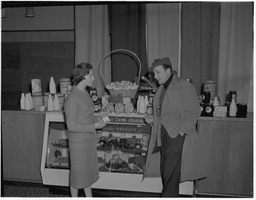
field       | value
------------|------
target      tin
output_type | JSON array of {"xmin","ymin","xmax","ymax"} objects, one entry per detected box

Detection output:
[
  {"xmin": 201, "ymin": 103, "xmax": 214, "ymax": 117},
  {"xmin": 32, "ymin": 94, "xmax": 44, "ymax": 111},
  {"xmin": 203, "ymin": 80, "xmax": 216, "ymax": 99},
  {"xmin": 60, "ymin": 78, "xmax": 71, "ymax": 95},
  {"xmin": 237, "ymin": 103, "xmax": 247, "ymax": 118}
]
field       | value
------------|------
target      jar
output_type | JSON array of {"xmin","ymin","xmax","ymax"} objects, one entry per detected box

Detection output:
[
  {"xmin": 60, "ymin": 78, "xmax": 71, "ymax": 95},
  {"xmin": 203, "ymin": 80, "xmax": 216, "ymax": 99},
  {"xmin": 226, "ymin": 90, "xmax": 237, "ymax": 103},
  {"xmin": 32, "ymin": 93, "xmax": 44, "ymax": 111}
]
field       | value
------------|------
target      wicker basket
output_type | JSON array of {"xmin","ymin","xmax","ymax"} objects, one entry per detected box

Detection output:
[
  {"xmin": 98, "ymin": 49, "xmax": 141, "ymax": 98},
  {"xmin": 108, "ymin": 87, "xmax": 138, "ymax": 98}
]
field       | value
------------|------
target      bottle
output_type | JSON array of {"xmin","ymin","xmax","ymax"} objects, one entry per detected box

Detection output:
[
  {"xmin": 20, "ymin": 93, "xmax": 25, "ymax": 110},
  {"xmin": 28, "ymin": 93, "xmax": 34, "ymax": 110},
  {"xmin": 213, "ymin": 96, "xmax": 219, "ymax": 107},
  {"xmin": 139, "ymin": 96, "xmax": 146, "ymax": 114},
  {"xmin": 25, "ymin": 93, "xmax": 31, "ymax": 110},
  {"xmin": 49, "ymin": 77, "xmax": 56, "ymax": 94},
  {"xmin": 144, "ymin": 95, "xmax": 149, "ymax": 111},
  {"xmin": 137, "ymin": 95, "xmax": 141, "ymax": 113},
  {"xmin": 229, "ymin": 94, "xmax": 237, "ymax": 117},
  {"xmin": 53, "ymin": 94, "xmax": 60, "ymax": 111},
  {"xmin": 47, "ymin": 94, "xmax": 54, "ymax": 111}
]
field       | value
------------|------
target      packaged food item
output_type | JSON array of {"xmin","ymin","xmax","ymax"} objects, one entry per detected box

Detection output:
[
  {"xmin": 32, "ymin": 93, "xmax": 44, "ymax": 111},
  {"xmin": 60, "ymin": 78, "xmax": 71, "ymax": 95},
  {"xmin": 31, "ymin": 79, "xmax": 42, "ymax": 95}
]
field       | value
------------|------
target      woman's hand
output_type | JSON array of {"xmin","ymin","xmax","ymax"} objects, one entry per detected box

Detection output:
[
  {"xmin": 145, "ymin": 114, "xmax": 154, "ymax": 125},
  {"xmin": 95, "ymin": 121, "xmax": 107, "ymax": 129}
]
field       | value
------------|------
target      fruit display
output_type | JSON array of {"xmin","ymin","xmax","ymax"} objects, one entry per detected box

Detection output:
[
  {"xmin": 124, "ymin": 103, "xmax": 134, "ymax": 113},
  {"xmin": 106, "ymin": 81, "xmax": 138, "ymax": 90},
  {"xmin": 102, "ymin": 102, "xmax": 115, "ymax": 113},
  {"xmin": 115, "ymin": 103, "xmax": 125, "ymax": 113}
]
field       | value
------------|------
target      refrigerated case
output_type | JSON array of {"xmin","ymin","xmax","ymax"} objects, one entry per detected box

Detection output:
[{"xmin": 40, "ymin": 111, "xmax": 193, "ymax": 194}]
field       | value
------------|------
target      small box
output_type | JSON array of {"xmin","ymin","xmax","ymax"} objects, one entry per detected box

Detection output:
[
  {"xmin": 214, "ymin": 106, "xmax": 227, "ymax": 112},
  {"xmin": 213, "ymin": 111, "xmax": 227, "ymax": 117},
  {"xmin": 123, "ymin": 97, "xmax": 131, "ymax": 104},
  {"xmin": 31, "ymin": 79, "xmax": 42, "ymax": 95}
]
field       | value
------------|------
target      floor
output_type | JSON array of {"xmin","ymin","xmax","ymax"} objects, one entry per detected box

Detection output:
[{"xmin": 2, "ymin": 180, "xmax": 162, "ymax": 197}]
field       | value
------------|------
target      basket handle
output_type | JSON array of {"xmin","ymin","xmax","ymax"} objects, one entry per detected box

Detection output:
[{"xmin": 98, "ymin": 49, "xmax": 142, "ymax": 86}]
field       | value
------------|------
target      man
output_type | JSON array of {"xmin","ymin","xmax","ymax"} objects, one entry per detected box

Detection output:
[{"xmin": 143, "ymin": 58, "xmax": 207, "ymax": 197}]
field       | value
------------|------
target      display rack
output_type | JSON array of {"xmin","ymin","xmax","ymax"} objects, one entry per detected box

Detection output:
[{"xmin": 41, "ymin": 111, "xmax": 193, "ymax": 194}]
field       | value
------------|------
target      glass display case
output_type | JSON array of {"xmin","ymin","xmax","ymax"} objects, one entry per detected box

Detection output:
[{"xmin": 41, "ymin": 111, "xmax": 193, "ymax": 194}]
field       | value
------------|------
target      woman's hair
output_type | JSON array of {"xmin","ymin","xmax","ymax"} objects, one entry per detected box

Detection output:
[{"xmin": 72, "ymin": 62, "xmax": 93, "ymax": 85}]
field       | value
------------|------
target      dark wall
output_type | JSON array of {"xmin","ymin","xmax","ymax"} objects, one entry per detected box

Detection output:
[{"xmin": 2, "ymin": 41, "xmax": 74, "ymax": 110}]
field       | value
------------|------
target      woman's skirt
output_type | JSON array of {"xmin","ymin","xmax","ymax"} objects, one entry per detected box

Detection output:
[{"xmin": 69, "ymin": 138, "xmax": 99, "ymax": 189}]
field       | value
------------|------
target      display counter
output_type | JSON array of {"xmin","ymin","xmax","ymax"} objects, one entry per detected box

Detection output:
[{"xmin": 40, "ymin": 111, "xmax": 193, "ymax": 194}]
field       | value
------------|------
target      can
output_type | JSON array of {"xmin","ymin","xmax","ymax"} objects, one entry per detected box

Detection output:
[
  {"xmin": 60, "ymin": 78, "xmax": 71, "ymax": 95},
  {"xmin": 32, "ymin": 94, "xmax": 44, "ymax": 111},
  {"xmin": 57, "ymin": 93, "xmax": 65, "ymax": 110},
  {"xmin": 203, "ymin": 80, "xmax": 216, "ymax": 99}
]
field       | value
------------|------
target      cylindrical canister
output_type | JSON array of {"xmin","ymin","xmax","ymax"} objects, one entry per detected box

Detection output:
[
  {"xmin": 60, "ymin": 78, "xmax": 71, "ymax": 95},
  {"xmin": 57, "ymin": 93, "xmax": 65, "ymax": 110},
  {"xmin": 32, "ymin": 94, "xmax": 44, "ymax": 111},
  {"xmin": 203, "ymin": 80, "xmax": 216, "ymax": 99}
]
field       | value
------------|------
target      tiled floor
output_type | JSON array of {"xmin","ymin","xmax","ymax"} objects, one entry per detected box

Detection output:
[{"xmin": 2, "ymin": 181, "xmax": 161, "ymax": 197}]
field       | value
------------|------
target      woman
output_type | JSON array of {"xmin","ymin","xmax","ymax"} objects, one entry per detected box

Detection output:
[{"xmin": 64, "ymin": 62, "xmax": 106, "ymax": 197}]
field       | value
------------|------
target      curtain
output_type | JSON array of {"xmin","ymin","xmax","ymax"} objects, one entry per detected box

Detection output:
[
  {"xmin": 146, "ymin": 3, "xmax": 181, "ymax": 73},
  {"xmin": 181, "ymin": 3, "xmax": 220, "ymax": 95},
  {"xmin": 108, "ymin": 4, "xmax": 148, "ymax": 81},
  {"xmin": 218, "ymin": 2, "xmax": 253, "ymax": 112},
  {"xmin": 75, "ymin": 5, "xmax": 111, "ymax": 97}
]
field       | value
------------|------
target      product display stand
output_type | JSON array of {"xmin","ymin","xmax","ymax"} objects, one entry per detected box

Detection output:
[{"xmin": 41, "ymin": 111, "xmax": 193, "ymax": 194}]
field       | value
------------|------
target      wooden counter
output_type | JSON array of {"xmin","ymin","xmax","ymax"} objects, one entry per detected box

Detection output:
[
  {"xmin": 195, "ymin": 113, "xmax": 253, "ymax": 197},
  {"xmin": 2, "ymin": 110, "xmax": 45, "ymax": 183},
  {"xmin": 2, "ymin": 110, "xmax": 253, "ymax": 196}
]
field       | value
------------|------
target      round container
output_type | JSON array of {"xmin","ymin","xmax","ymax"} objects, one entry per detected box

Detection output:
[
  {"xmin": 44, "ymin": 92, "xmax": 49, "ymax": 108},
  {"xmin": 60, "ymin": 78, "xmax": 71, "ymax": 95},
  {"xmin": 203, "ymin": 80, "xmax": 216, "ymax": 99},
  {"xmin": 32, "ymin": 94, "xmax": 44, "ymax": 111},
  {"xmin": 57, "ymin": 93, "xmax": 65, "ymax": 110}
]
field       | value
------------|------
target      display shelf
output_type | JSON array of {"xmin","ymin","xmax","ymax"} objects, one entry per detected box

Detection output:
[{"xmin": 41, "ymin": 111, "xmax": 193, "ymax": 194}]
